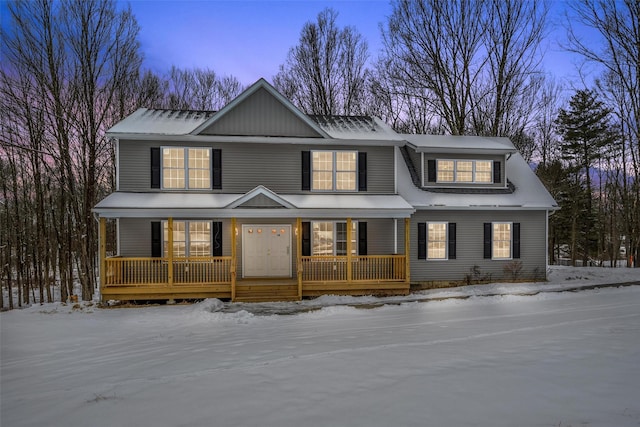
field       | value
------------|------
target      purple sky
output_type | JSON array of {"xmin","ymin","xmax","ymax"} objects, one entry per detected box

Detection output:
[
  {"xmin": 0, "ymin": 0, "xmax": 600, "ymax": 88},
  {"xmin": 126, "ymin": 0, "xmax": 597, "ymax": 87}
]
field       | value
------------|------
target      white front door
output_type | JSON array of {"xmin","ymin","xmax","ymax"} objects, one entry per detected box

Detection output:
[{"xmin": 242, "ymin": 225, "xmax": 291, "ymax": 277}]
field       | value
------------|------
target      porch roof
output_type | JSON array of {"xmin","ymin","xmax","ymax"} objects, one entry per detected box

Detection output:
[{"xmin": 93, "ymin": 191, "xmax": 415, "ymax": 219}]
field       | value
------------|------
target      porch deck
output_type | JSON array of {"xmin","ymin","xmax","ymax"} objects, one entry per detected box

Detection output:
[{"xmin": 100, "ymin": 255, "xmax": 410, "ymax": 302}]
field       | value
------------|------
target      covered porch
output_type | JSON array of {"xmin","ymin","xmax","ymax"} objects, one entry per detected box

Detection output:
[
  {"xmin": 99, "ymin": 217, "xmax": 411, "ymax": 302},
  {"xmin": 95, "ymin": 187, "xmax": 414, "ymax": 302}
]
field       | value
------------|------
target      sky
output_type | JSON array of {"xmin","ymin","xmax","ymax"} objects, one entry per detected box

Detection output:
[
  {"xmin": 123, "ymin": 0, "xmax": 598, "ymax": 87},
  {"xmin": 0, "ymin": 0, "xmax": 601, "ymax": 89}
]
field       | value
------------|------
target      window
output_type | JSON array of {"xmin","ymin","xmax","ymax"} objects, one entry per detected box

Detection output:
[
  {"xmin": 435, "ymin": 159, "xmax": 494, "ymax": 184},
  {"xmin": 163, "ymin": 221, "xmax": 211, "ymax": 257},
  {"xmin": 492, "ymin": 222, "xmax": 512, "ymax": 259},
  {"xmin": 312, "ymin": 221, "xmax": 357, "ymax": 255},
  {"xmin": 162, "ymin": 147, "xmax": 210, "ymax": 189},
  {"xmin": 427, "ymin": 222, "xmax": 448, "ymax": 259},
  {"xmin": 312, "ymin": 151, "xmax": 357, "ymax": 191}
]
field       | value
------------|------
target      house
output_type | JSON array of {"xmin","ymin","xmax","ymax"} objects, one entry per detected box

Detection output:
[{"xmin": 93, "ymin": 78, "xmax": 558, "ymax": 302}]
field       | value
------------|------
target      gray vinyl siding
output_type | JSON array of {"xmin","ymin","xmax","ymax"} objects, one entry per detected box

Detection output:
[
  {"xmin": 200, "ymin": 87, "xmax": 321, "ymax": 137},
  {"xmin": 118, "ymin": 140, "xmax": 395, "ymax": 194},
  {"xmin": 118, "ymin": 217, "xmax": 398, "ymax": 276},
  {"xmin": 423, "ymin": 153, "xmax": 506, "ymax": 188},
  {"xmin": 118, "ymin": 218, "xmax": 232, "ymax": 258},
  {"xmin": 410, "ymin": 210, "xmax": 547, "ymax": 282}
]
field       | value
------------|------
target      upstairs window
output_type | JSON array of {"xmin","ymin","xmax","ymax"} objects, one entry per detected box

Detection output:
[
  {"xmin": 312, "ymin": 151, "xmax": 357, "ymax": 191},
  {"xmin": 162, "ymin": 147, "xmax": 210, "ymax": 189},
  {"xmin": 434, "ymin": 159, "xmax": 494, "ymax": 184}
]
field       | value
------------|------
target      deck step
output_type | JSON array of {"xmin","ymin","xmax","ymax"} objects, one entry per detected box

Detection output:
[{"xmin": 234, "ymin": 295, "xmax": 300, "ymax": 303}]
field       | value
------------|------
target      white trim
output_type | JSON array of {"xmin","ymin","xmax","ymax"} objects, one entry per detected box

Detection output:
[
  {"xmin": 420, "ymin": 152, "xmax": 425, "ymax": 187},
  {"xmin": 393, "ymin": 146, "xmax": 398, "ymax": 194},
  {"xmin": 115, "ymin": 138, "xmax": 120, "ymax": 191},
  {"xmin": 393, "ymin": 218, "xmax": 398, "ymax": 254},
  {"xmin": 226, "ymin": 185, "xmax": 296, "ymax": 209}
]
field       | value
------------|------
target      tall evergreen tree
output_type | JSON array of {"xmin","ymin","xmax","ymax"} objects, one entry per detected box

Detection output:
[{"xmin": 555, "ymin": 89, "xmax": 616, "ymax": 264}]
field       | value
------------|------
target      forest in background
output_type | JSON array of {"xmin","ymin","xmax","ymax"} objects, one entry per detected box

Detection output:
[{"xmin": 1, "ymin": 0, "xmax": 638, "ymax": 309}]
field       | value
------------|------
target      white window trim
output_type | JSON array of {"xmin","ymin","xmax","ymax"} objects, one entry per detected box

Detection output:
[
  {"xmin": 435, "ymin": 159, "xmax": 494, "ymax": 184},
  {"xmin": 311, "ymin": 220, "xmax": 358, "ymax": 256},
  {"xmin": 161, "ymin": 147, "xmax": 211, "ymax": 190},
  {"xmin": 491, "ymin": 221, "xmax": 513, "ymax": 260},
  {"xmin": 311, "ymin": 150, "xmax": 358, "ymax": 192},
  {"xmin": 162, "ymin": 220, "xmax": 212, "ymax": 257},
  {"xmin": 426, "ymin": 221, "xmax": 448, "ymax": 261}
]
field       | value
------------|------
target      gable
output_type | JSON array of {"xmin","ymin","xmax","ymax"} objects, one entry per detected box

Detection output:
[
  {"xmin": 236, "ymin": 193, "xmax": 288, "ymax": 209},
  {"xmin": 199, "ymin": 86, "xmax": 323, "ymax": 138}
]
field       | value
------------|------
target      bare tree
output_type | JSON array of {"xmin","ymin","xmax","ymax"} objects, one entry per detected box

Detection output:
[
  {"xmin": 1, "ymin": 0, "xmax": 143, "ymax": 304},
  {"xmin": 273, "ymin": 8, "xmax": 369, "ymax": 115},
  {"xmin": 565, "ymin": 0, "xmax": 640, "ymax": 266},
  {"xmin": 166, "ymin": 67, "xmax": 242, "ymax": 110}
]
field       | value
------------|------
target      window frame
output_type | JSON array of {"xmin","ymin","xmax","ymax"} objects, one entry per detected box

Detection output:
[
  {"xmin": 162, "ymin": 220, "xmax": 212, "ymax": 258},
  {"xmin": 492, "ymin": 221, "xmax": 513, "ymax": 260},
  {"xmin": 161, "ymin": 147, "xmax": 211, "ymax": 190},
  {"xmin": 311, "ymin": 150, "xmax": 358, "ymax": 192},
  {"xmin": 311, "ymin": 220, "xmax": 358, "ymax": 256},
  {"xmin": 426, "ymin": 222, "xmax": 448, "ymax": 260},
  {"xmin": 435, "ymin": 159, "xmax": 494, "ymax": 184}
]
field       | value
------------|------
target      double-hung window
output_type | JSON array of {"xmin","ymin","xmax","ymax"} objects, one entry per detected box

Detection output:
[
  {"xmin": 162, "ymin": 147, "xmax": 210, "ymax": 189},
  {"xmin": 436, "ymin": 159, "xmax": 493, "ymax": 183},
  {"xmin": 312, "ymin": 151, "xmax": 357, "ymax": 191},
  {"xmin": 492, "ymin": 222, "xmax": 512, "ymax": 259},
  {"xmin": 163, "ymin": 221, "xmax": 211, "ymax": 257},
  {"xmin": 312, "ymin": 221, "xmax": 358, "ymax": 255},
  {"xmin": 427, "ymin": 222, "xmax": 448, "ymax": 259}
]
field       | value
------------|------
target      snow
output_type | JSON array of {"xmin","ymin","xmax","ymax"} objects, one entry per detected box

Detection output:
[{"xmin": 2, "ymin": 266, "xmax": 639, "ymax": 427}]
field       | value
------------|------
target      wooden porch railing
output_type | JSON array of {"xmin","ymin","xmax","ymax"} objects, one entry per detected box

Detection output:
[
  {"xmin": 301, "ymin": 255, "xmax": 406, "ymax": 283},
  {"xmin": 104, "ymin": 256, "xmax": 233, "ymax": 287}
]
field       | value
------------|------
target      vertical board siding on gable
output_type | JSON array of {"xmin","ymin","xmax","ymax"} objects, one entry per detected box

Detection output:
[
  {"xmin": 200, "ymin": 87, "xmax": 321, "ymax": 137},
  {"xmin": 118, "ymin": 140, "xmax": 395, "ymax": 194},
  {"xmin": 409, "ymin": 210, "xmax": 547, "ymax": 282}
]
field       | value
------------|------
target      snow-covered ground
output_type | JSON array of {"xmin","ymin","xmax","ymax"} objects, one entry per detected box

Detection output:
[{"xmin": 1, "ymin": 266, "xmax": 639, "ymax": 427}]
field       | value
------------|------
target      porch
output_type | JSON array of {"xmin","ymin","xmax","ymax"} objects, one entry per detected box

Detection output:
[{"xmin": 99, "ymin": 218, "xmax": 411, "ymax": 302}]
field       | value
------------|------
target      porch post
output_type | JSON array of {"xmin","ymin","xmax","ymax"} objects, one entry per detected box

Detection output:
[
  {"xmin": 99, "ymin": 217, "xmax": 106, "ymax": 288},
  {"xmin": 167, "ymin": 217, "xmax": 174, "ymax": 285},
  {"xmin": 346, "ymin": 217, "xmax": 352, "ymax": 283},
  {"xmin": 231, "ymin": 217, "xmax": 237, "ymax": 301},
  {"xmin": 296, "ymin": 217, "xmax": 302, "ymax": 299},
  {"xmin": 404, "ymin": 218, "xmax": 410, "ymax": 284}
]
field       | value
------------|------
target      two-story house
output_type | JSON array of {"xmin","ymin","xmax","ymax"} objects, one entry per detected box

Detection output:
[{"xmin": 94, "ymin": 79, "xmax": 558, "ymax": 302}]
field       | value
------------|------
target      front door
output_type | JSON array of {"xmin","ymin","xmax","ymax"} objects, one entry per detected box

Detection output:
[{"xmin": 242, "ymin": 225, "xmax": 291, "ymax": 277}]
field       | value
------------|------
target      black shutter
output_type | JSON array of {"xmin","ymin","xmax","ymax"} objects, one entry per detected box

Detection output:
[
  {"xmin": 212, "ymin": 149, "xmax": 222, "ymax": 189},
  {"xmin": 358, "ymin": 152, "xmax": 367, "ymax": 191},
  {"xmin": 302, "ymin": 221, "xmax": 311, "ymax": 256},
  {"xmin": 151, "ymin": 221, "xmax": 162, "ymax": 257},
  {"xmin": 358, "ymin": 221, "xmax": 367, "ymax": 255},
  {"xmin": 483, "ymin": 223, "xmax": 492, "ymax": 259},
  {"xmin": 513, "ymin": 222, "xmax": 520, "ymax": 259},
  {"xmin": 427, "ymin": 159, "xmax": 436, "ymax": 182},
  {"xmin": 212, "ymin": 221, "xmax": 223, "ymax": 256},
  {"xmin": 448, "ymin": 223, "xmax": 456, "ymax": 259},
  {"xmin": 302, "ymin": 151, "xmax": 311, "ymax": 191},
  {"xmin": 493, "ymin": 160, "xmax": 501, "ymax": 184},
  {"xmin": 418, "ymin": 222, "xmax": 426, "ymax": 260},
  {"xmin": 151, "ymin": 147, "xmax": 161, "ymax": 189}
]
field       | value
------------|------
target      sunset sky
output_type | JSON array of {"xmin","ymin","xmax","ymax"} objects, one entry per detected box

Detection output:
[{"xmin": 1, "ymin": 0, "xmax": 602, "ymax": 88}]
